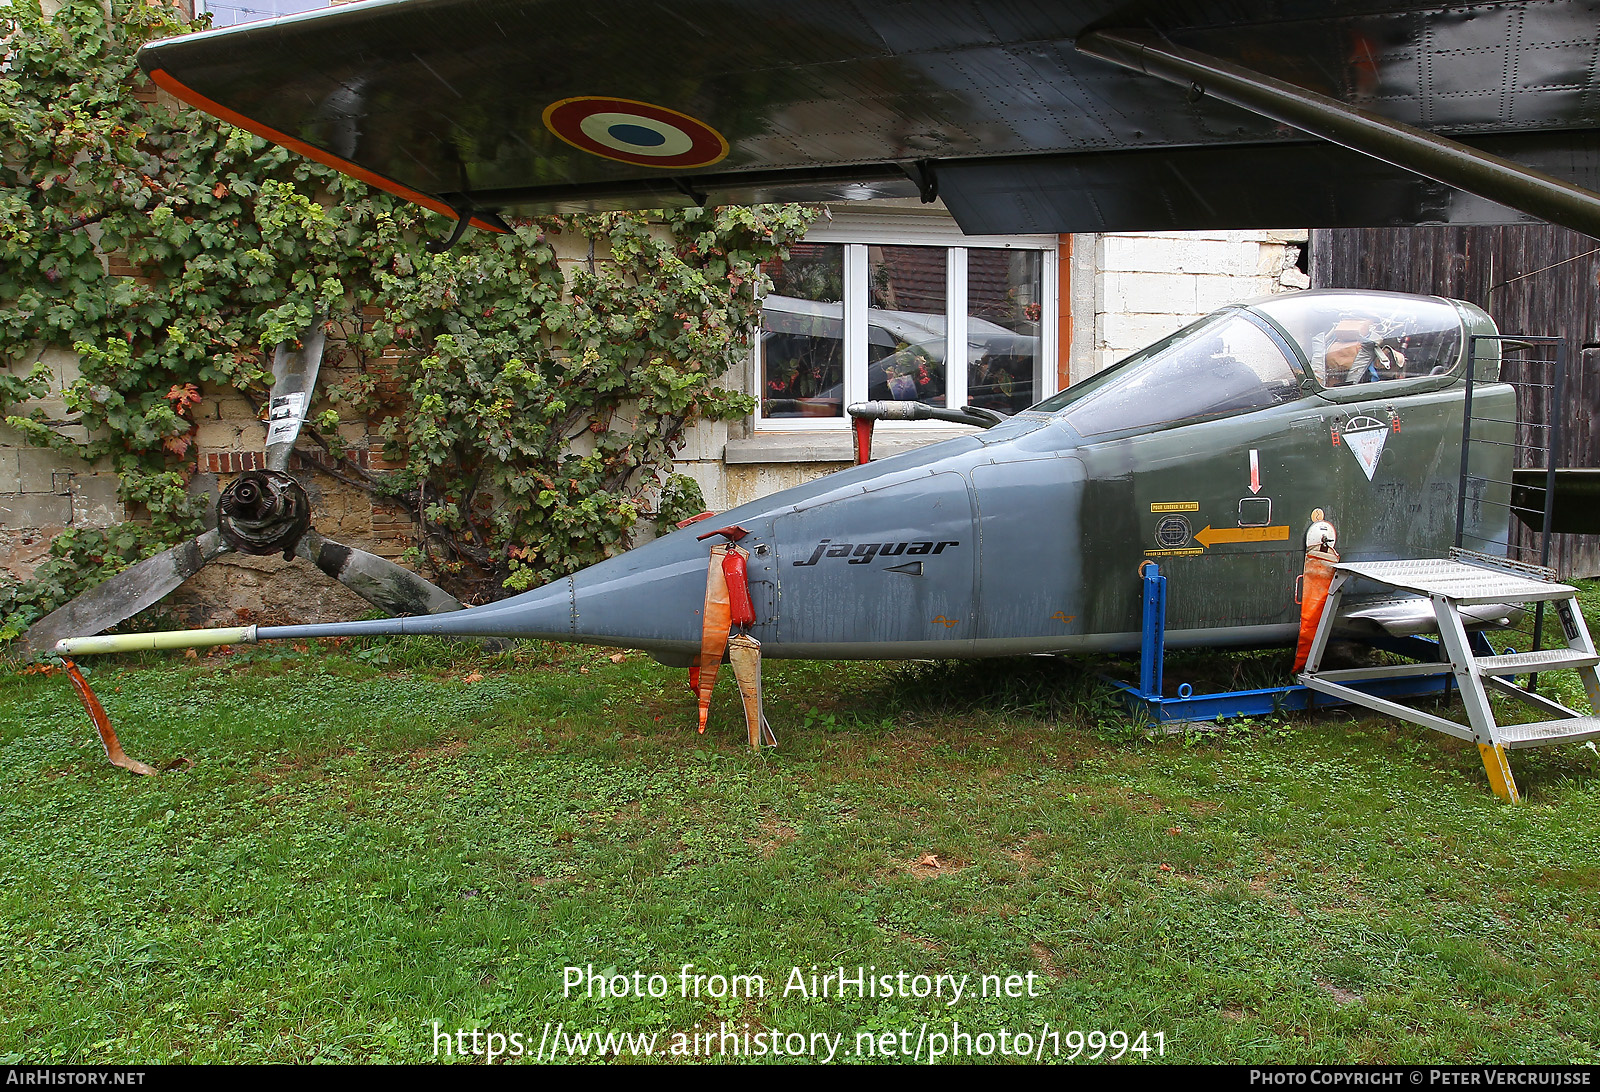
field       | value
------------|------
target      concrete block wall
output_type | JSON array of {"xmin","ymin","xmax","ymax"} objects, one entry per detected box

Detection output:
[
  {"xmin": 676, "ymin": 459, "xmax": 842, "ymax": 516},
  {"xmin": 0, "ymin": 348, "xmax": 126, "ymax": 582},
  {"xmin": 1085, "ymin": 229, "xmax": 1309, "ymax": 379}
]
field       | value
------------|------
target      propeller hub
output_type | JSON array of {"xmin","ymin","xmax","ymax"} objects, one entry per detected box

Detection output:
[{"xmin": 218, "ymin": 470, "xmax": 312, "ymax": 560}]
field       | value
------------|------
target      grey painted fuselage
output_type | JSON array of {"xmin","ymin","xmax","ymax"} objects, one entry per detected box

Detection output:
[{"xmin": 260, "ymin": 291, "xmax": 1513, "ymax": 662}]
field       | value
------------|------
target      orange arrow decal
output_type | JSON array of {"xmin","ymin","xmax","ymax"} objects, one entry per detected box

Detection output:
[{"xmin": 1193, "ymin": 525, "xmax": 1291, "ymax": 549}]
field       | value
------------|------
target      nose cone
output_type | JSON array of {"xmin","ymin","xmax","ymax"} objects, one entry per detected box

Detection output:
[{"xmin": 396, "ymin": 525, "xmax": 723, "ymax": 657}]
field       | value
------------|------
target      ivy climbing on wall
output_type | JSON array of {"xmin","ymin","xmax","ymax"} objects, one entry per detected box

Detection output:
[{"xmin": 0, "ymin": 0, "xmax": 819, "ymax": 638}]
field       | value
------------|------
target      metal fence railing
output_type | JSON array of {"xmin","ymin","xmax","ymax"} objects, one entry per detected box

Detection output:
[{"xmin": 1456, "ymin": 333, "xmax": 1566, "ymax": 671}]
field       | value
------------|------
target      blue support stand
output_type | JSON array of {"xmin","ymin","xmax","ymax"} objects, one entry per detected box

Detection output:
[
  {"xmin": 1138, "ymin": 562, "xmax": 1166, "ymax": 700},
  {"xmin": 1106, "ymin": 562, "xmax": 1456, "ymax": 725}
]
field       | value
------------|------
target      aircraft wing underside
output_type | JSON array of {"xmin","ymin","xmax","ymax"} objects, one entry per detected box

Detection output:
[{"xmin": 137, "ymin": 0, "xmax": 1600, "ymax": 235}]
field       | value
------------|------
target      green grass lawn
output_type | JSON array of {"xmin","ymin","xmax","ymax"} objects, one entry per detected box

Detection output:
[{"xmin": 2, "ymin": 621, "xmax": 1600, "ymax": 1064}]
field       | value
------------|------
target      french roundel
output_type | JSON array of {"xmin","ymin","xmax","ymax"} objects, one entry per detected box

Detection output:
[{"xmin": 543, "ymin": 97, "xmax": 729, "ymax": 170}]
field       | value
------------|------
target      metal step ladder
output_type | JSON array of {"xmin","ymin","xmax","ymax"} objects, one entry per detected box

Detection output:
[{"xmin": 1298, "ymin": 551, "xmax": 1600, "ymax": 801}]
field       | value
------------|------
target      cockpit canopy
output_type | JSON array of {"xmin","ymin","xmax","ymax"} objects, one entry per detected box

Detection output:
[
  {"xmin": 1253, "ymin": 290, "xmax": 1464, "ymax": 388},
  {"xmin": 1029, "ymin": 290, "xmax": 1465, "ymax": 437}
]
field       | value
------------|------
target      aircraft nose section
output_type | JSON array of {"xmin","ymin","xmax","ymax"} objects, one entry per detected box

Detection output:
[
  {"xmin": 392, "ymin": 528, "xmax": 726, "ymax": 654},
  {"xmin": 563, "ymin": 537, "xmax": 721, "ymax": 652}
]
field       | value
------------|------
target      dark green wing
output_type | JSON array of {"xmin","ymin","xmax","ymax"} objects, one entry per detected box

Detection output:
[{"xmin": 138, "ymin": 0, "xmax": 1600, "ymax": 233}]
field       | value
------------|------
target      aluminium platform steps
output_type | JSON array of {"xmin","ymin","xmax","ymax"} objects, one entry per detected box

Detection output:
[
  {"xmin": 1332, "ymin": 557, "xmax": 1577, "ymax": 605},
  {"xmin": 1475, "ymin": 649, "xmax": 1600, "ymax": 675},
  {"xmin": 1496, "ymin": 716, "xmax": 1600, "ymax": 748},
  {"xmin": 1298, "ymin": 551, "xmax": 1600, "ymax": 801}
]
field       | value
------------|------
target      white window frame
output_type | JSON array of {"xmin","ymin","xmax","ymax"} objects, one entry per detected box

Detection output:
[{"xmin": 753, "ymin": 212, "xmax": 1059, "ymax": 432}]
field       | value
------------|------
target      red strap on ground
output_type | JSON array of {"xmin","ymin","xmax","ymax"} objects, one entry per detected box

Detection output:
[{"xmin": 63, "ymin": 660, "xmax": 157, "ymax": 776}]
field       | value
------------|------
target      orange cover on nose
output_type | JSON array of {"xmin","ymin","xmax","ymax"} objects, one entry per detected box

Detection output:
[
  {"xmin": 1294, "ymin": 548, "xmax": 1339, "ymax": 672},
  {"xmin": 693, "ymin": 544, "xmax": 733, "ymax": 732}
]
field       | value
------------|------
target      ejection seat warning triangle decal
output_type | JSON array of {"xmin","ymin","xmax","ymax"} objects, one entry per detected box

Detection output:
[{"xmin": 1342, "ymin": 416, "xmax": 1388, "ymax": 481}]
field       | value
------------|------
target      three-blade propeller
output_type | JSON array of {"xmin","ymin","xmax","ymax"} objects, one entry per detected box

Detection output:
[{"xmin": 21, "ymin": 325, "xmax": 466, "ymax": 655}]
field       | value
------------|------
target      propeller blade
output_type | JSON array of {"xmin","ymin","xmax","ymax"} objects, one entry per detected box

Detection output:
[
  {"xmin": 264, "ymin": 321, "xmax": 326, "ymax": 473},
  {"xmin": 21, "ymin": 528, "xmax": 229, "ymax": 655},
  {"xmin": 296, "ymin": 529, "xmax": 463, "ymax": 616}
]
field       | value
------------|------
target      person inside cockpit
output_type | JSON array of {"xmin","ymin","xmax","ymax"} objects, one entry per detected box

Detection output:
[{"xmin": 1316, "ymin": 315, "xmax": 1407, "ymax": 386}]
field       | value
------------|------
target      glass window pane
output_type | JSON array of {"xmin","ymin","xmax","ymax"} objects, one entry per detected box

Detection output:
[
  {"xmin": 967, "ymin": 248, "xmax": 1042, "ymax": 413},
  {"xmin": 759, "ymin": 244, "xmax": 845, "ymax": 419},
  {"xmin": 866, "ymin": 246, "xmax": 947, "ymax": 405}
]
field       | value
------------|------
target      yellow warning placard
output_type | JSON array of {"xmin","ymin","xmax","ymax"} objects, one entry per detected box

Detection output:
[{"xmin": 1150, "ymin": 501, "xmax": 1199, "ymax": 513}]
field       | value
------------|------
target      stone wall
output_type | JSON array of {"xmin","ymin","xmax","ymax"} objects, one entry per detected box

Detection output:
[
  {"xmin": 0, "ymin": 348, "xmax": 124, "ymax": 583},
  {"xmin": 0, "ymin": 227, "xmax": 607, "ymax": 627}
]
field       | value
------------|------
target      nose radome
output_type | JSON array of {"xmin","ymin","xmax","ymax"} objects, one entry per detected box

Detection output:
[{"xmin": 382, "ymin": 526, "xmax": 719, "ymax": 655}]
